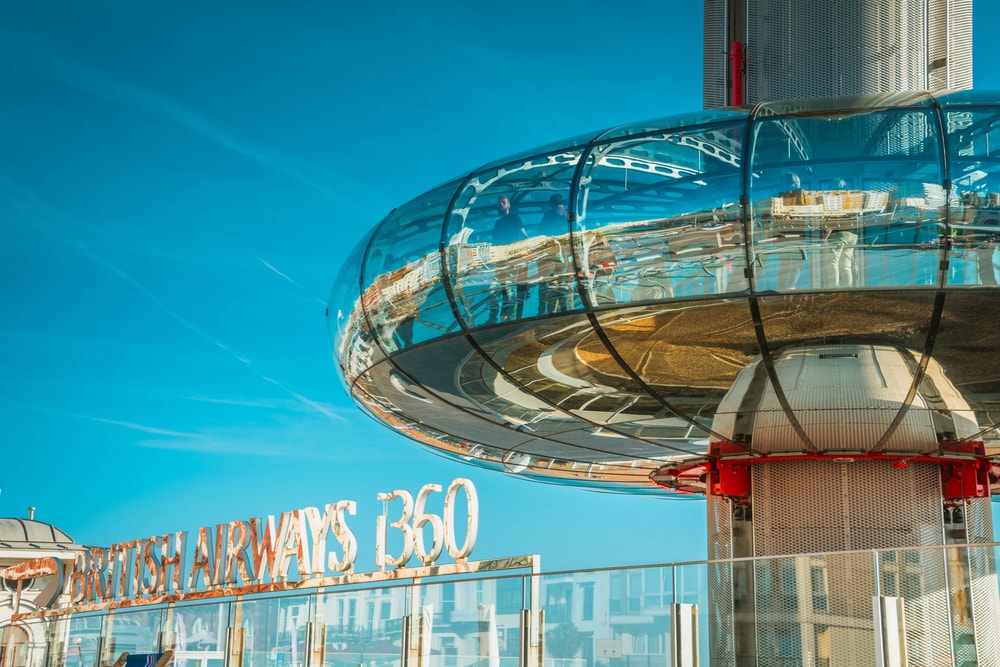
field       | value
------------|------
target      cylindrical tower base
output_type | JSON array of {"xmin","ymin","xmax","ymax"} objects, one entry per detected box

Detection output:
[{"xmin": 709, "ymin": 466, "xmax": 999, "ymax": 666}]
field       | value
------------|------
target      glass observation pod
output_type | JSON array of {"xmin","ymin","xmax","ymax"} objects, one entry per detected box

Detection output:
[{"xmin": 328, "ymin": 91, "xmax": 1000, "ymax": 494}]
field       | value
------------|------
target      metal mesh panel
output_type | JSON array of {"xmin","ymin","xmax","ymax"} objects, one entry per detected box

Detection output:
[
  {"xmin": 703, "ymin": 0, "xmax": 728, "ymax": 109},
  {"xmin": 964, "ymin": 499, "xmax": 1000, "ymax": 665},
  {"xmin": 742, "ymin": 0, "xmax": 971, "ymax": 104},
  {"xmin": 927, "ymin": 0, "xmax": 973, "ymax": 90},
  {"xmin": 707, "ymin": 495, "xmax": 736, "ymax": 667},
  {"xmin": 947, "ymin": 0, "xmax": 973, "ymax": 89},
  {"xmin": 902, "ymin": 548, "xmax": 951, "ymax": 667},
  {"xmin": 749, "ymin": 345, "xmax": 941, "ymax": 454},
  {"xmin": 752, "ymin": 461, "xmax": 942, "ymax": 555},
  {"xmin": 967, "ymin": 496, "xmax": 995, "ymax": 545},
  {"xmin": 968, "ymin": 545, "xmax": 1000, "ymax": 665}
]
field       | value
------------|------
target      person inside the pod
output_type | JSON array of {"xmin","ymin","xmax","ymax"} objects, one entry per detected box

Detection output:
[
  {"xmin": 490, "ymin": 195, "xmax": 530, "ymax": 322},
  {"xmin": 538, "ymin": 193, "xmax": 570, "ymax": 236}
]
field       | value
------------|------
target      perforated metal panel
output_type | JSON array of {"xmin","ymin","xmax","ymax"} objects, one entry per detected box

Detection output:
[
  {"xmin": 722, "ymin": 0, "xmax": 975, "ymax": 104},
  {"xmin": 926, "ymin": 0, "xmax": 974, "ymax": 90},
  {"xmin": 749, "ymin": 345, "xmax": 942, "ymax": 454},
  {"xmin": 964, "ymin": 498, "xmax": 1000, "ymax": 665},
  {"xmin": 703, "ymin": 0, "xmax": 727, "ymax": 109},
  {"xmin": 752, "ymin": 461, "xmax": 942, "ymax": 555},
  {"xmin": 706, "ymin": 495, "xmax": 736, "ymax": 667},
  {"xmin": 902, "ymin": 548, "xmax": 951, "ymax": 667},
  {"xmin": 746, "ymin": 461, "xmax": 971, "ymax": 665}
]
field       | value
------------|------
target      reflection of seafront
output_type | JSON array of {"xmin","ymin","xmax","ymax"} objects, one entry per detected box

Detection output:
[
  {"xmin": 350, "ymin": 184, "xmax": 1000, "ymax": 366},
  {"xmin": 332, "ymin": 197, "xmax": 1000, "ymax": 489},
  {"xmin": 328, "ymin": 95, "xmax": 1000, "ymax": 493}
]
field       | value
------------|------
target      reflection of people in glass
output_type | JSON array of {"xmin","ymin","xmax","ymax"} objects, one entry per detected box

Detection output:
[
  {"xmin": 538, "ymin": 194, "xmax": 569, "ymax": 236},
  {"xmin": 822, "ymin": 183, "xmax": 858, "ymax": 288},
  {"xmin": 493, "ymin": 196, "xmax": 527, "ymax": 244},
  {"xmin": 490, "ymin": 196, "xmax": 530, "ymax": 322},
  {"xmin": 823, "ymin": 224, "xmax": 859, "ymax": 287},
  {"xmin": 579, "ymin": 230, "xmax": 617, "ymax": 304},
  {"xmin": 537, "ymin": 237, "xmax": 573, "ymax": 314},
  {"xmin": 771, "ymin": 170, "xmax": 808, "ymax": 290},
  {"xmin": 963, "ymin": 194, "xmax": 1000, "ymax": 285}
]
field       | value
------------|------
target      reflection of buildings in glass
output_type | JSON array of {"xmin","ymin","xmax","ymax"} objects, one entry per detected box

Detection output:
[{"xmin": 328, "ymin": 92, "xmax": 1000, "ymax": 666}]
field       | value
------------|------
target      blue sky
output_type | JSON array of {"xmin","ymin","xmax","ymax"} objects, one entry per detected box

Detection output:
[{"xmin": 2, "ymin": 1, "xmax": 998, "ymax": 574}]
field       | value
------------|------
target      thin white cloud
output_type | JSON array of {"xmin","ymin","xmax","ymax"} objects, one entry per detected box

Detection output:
[
  {"xmin": 259, "ymin": 257, "xmax": 328, "ymax": 306},
  {"xmin": 0, "ymin": 398, "xmax": 205, "ymax": 440},
  {"xmin": 79, "ymin": 416, "xmax": 207, "ymax": 439},
  {"xmin": 131, "ymin": 433, "xmax": 360, "ymax": 460},
  {"xmin": 0, "ymin": 177, "xmax": 355, "ymax": 430},
  {"xmin": 0, "ymin": 30, "xmax": 383, "ymax": 212},
  {"xmin": 2, "ymin": 397, "xmax": 360, "ymax": 459}
]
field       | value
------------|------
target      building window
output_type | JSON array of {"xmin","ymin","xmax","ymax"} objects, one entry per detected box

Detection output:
[
  {"xmin": 628, "ymin": 572, "xmax": 641, "ymax": 613},
  {"xmin": 496, "ymin": 578, "xmax": 522, "ymax": 615},
  {"xmin": 580, "ymin": 583, "xmax": 594, "ymax": 621},
  {"xmin": 441, "ymin": 636, "xmax": 457, "ymax": 667},
  {"xmin": 546, "ymin": 582, "xmax": 573, "ymax": 623},
  {"xmin": 883, "ymin": 572, "xmax": 898, "ymax": 597},
  {"xmin": 609, "ymin": 572, "xmax": 625, "ymax": 614},
  {"xmin": 810, "ymin": 567, "xmax": 828, "ymax": 613},
  {"xmin": 441, "ymin": 583, "xmax": 455, "ymax": 617}
]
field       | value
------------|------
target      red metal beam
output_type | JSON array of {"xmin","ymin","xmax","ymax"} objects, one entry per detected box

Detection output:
[{"xmin": 650, "ymin": 441, "xmax": 996, "ymax": 501}]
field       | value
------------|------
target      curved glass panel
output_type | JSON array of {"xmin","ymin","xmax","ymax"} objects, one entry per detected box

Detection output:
[
  {"xmin": 329, "ymin": 227, "xmax": 376, "ymax": 389},
  {"xmin": 753, "ymin": 292, "xmax": 939, "ymax": 452},
  {"xmin": 476, "ymin": 130, "xmax": 599, "ymax": 172},
  {"xmin": 936, "ymin": 90, "xmax": 1000, "ymax": 107},
  {"xmin": 575, "ymin": 121, "xmax": 747, "ymax": 306},
  {"xmin": 361, "ymin": 180, "xmax": 463, "ymax": 352},
  {"xmin": 600, "ymin": 108, "xmax": 749, "ymax": 140},
  {"xmin": 353, "ymin": 361, "xmax": 536, "ymax": 451},
  {"xmin": 945, "ymin": 106, "xmax": 1000, "ymax": 287},
  {"xmin": 590, "ymin": 299, "xmax": 755, "ymax": 443},
  {"xmin": 446, "ymin": 150, "xmax": 584, "ymax": 327},
  {"xmin": 748, "ymin": 107, "xmax": 944, "ymax": 292},
  {"xmin": 754, "ymin": 92, "xmax": 934, "ymax": 118},
  {"xmin": 329, "ymin": 94, "xmax": 1000, "ymax": 494},
  {"xmin": 931, "ymin": 291, "xmax": 1000, "ymax": 455}
]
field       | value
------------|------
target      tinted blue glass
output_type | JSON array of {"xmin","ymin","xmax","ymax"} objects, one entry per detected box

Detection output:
[
  {"xmin": 748, "ymin": 108, "xmax": 944, "ymax": 291},
  {"xmin": 600, "ymin": 109, "xmax": 748, "ymax": 140},
  {"xmin": 329, "ymin": 227, "xmax": 376, "ymax": 389},
  {"xmin": 945, "ymin": 108, "xmax": 1000, "ymax": 287},
  {"xmin": 754, "ymin": 92, "xmax": 934, "ymax": 118},
  {"xmin": 447, "ymin": 151, "xmax": 584, "ymax": 327},
  {"xmin": 475, "ymin": 130, "xmax": 598, "ymax": 172},
  {"xmin": 362, "ymin": 180, "xmax": 462, "ymax": 350},
  {"xmin": 329, "ymin": 96, "xmax": 1000, "ymax": 493},
  {"xmin": 935, "ymin": 90, "xmax": 1000, "ymax": 107},
  {"xmin": 575, "ymin": 122, "xmax": 747, "ymax": 305}
]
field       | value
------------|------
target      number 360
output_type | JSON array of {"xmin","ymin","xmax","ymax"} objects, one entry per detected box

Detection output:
[{"xmin": 375, "ymin": 478, "xmax": 478, "ymax": 568}]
